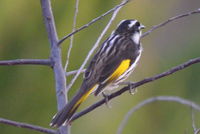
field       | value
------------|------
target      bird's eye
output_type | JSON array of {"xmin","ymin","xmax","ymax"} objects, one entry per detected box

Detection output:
[{"xmin": 135, "ymin": 22, "xmax": 140, "ymax": 27}]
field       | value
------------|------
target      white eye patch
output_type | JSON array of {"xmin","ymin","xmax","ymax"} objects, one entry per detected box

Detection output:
[{"xmin": 128, "ymin": 20, "xmax": 138, "ymax": 28}]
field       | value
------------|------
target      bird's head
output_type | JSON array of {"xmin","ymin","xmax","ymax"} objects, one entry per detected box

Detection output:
[{"xmin": 115, "ymin": 19, "xmax": 145, "ymax": 35}]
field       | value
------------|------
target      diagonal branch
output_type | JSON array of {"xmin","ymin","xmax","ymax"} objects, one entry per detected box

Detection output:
[
  {"xmin": 195, "ymin": 129, "xmax": 200, "ymax": 134},
  {"xmin": 142, "ymin": 8, "xmax": 200, "ymax": 38},
  {"xmin": 116, "ymin": 96, "xmax": 200, "ymax": 134},
  {"xmin": 58, "ymin": 0, "xmax": 130, "ymax": 45},
  {"xmin": 0, "ymin": 118, "xmax": 56, "ymax": 134},
  {"xmin": 65, "ymin": 69, "xmax": 86, "ymax": 77},
  {"xmin": 71, "ymin": 57, "xmax": 200, "ymax": 122},
  {"xmin": 66, "ymin": 0, "xmax": 129, "ymax": 92},
  {"xmin": 0, "ymin": 59, "xmax": 51, "ymax": 66}
]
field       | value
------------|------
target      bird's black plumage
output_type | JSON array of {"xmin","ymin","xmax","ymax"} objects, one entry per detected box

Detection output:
[{"xmin": 50, "ymin": 19, "xmax": 145, "ymax": 127}]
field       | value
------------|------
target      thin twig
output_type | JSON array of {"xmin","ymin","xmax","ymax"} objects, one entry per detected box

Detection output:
[
  {"xmin": 142, "ymin": 8, "xmax": 200, "ymax": 38},
  {"xmin": 116, "ymin": 96, "xmax": 200, "ymax": 134},
  {"xmin": 65, "ymin": 69, "xmax": 86, "ymax": 77},
  {"xmin": 58, "ymin": 0, "xmax": 130, "ymax": 45},
  {"xmin": 66, "ymin": 0, "xmax": 129, "ymax": 92},
  {"xmin": 0, "ymin": 118, "xmax": 56, "ymax": 134},
  {"xmin": 192, "ymin": 109, "xmax": 197, "ymax": 133},
  {"xmin": 0, "ymin": 59, "xmax": 51, "ymax": 66},
  {"xmin": 71, "ymin": 57, "xmax": 200, "ymax": 122},
  {"xmin": 40, "ymin": 0, "xmax": 69, "ymax": 133},
  {"xmin": 64, "ymin": 0, "xmax": 80, "ymax": 71}
]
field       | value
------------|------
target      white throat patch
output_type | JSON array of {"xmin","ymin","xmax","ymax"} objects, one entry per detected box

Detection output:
[{"xmin": 132, "ymin": 31, "xmax": 141, "ymax": 44}]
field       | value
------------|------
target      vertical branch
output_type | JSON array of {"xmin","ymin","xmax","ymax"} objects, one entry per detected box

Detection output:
[
  {"xmin": 40, "ymin": 0, "xmax": 69, "ymax": 134},
  {"xmin": 192, "ymin": 109, "xmax": 197, "ymax": 133},
  {"xmin": 66, "ymin": 0, "xmax": 128, "ymax": 91},
  {"xmin": 64, "ymin": 0, "xmax": 80, "ymax": 71}
]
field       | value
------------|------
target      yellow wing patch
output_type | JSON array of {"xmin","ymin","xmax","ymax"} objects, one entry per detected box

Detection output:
[
  {"xmin": 70, "ymin": 59, "xmax": 130, "ymax": 113},
  {"xmin": 107, "ymin": 59, "xmax": 131, "ymax": 82}
]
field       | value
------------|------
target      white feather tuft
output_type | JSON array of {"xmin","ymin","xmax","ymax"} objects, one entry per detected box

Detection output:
[{"xmin": 128, "ymin": 20, "xmax": 137, "ymax": 28}]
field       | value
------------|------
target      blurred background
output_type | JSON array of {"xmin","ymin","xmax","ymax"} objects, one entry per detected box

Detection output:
[{"xmin": 0, "ymin": 0, "xmax": 200, "ymax": 134}]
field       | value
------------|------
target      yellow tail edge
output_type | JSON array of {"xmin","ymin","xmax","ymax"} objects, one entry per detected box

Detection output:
[{"xmin": 70, "ymin": 84, "xmax": 98, "ymax": 114}]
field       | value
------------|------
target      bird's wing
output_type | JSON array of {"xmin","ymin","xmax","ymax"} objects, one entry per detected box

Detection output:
[{"xmin": 84, "ymin": 36, "xmax": 138, "ymax": 95}]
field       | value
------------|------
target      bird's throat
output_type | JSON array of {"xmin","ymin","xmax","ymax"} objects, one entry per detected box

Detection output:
[{"xmin": 131, "ymin": 32, "xmax": 141, "ymax": 44}]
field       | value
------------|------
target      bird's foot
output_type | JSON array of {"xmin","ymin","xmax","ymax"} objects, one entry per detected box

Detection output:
[
  {"xmin": 102, "ymin": 92, "xmax": 111, "ymax": 108},
  {"xmin": 128, "ymin": 83, "xmax": 137, "ymax": 95}
]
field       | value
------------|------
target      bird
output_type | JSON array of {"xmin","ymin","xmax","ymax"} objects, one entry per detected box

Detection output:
[{"xmin": 50, "ymin": 19, "xmax": 145, "ymax": 127}]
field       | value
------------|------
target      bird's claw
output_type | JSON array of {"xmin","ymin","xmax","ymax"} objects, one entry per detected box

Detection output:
[
  {"xmin": 128, "ymin": 83, "xmax": 137, "ymax": 95},
  {"xmin": 102, "ymin": 92, "xmax": 111, "ymax": 108}
]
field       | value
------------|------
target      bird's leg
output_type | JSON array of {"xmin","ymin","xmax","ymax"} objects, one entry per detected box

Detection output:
[
  {"xmin": 119, "ymin": 82, "xmax": 137, "ymax": 95},
  {"xmin": 128, "ymin": 82, "xmax": 137, "ymax": 95},
  {"xmin": 102, "ymin": 92, "xmax": 112, "ymax": 108}
]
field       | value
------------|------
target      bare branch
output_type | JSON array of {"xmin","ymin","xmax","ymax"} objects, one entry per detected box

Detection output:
[
  {"xmin": 0, "ymin": 118, "xmax": 56, "ymax": 134},
  {"xmin": 65, "ymin": 69, "xmax": 86, "ymax": 77},
  {"xmin": 195, "ymin": 129, "xmax": 200, "ymax": 134},
  {"xmin": 0, "ymin": 59, "xmax": 51, "ymax": 66},
  {"xmin": 192, "ymin": 109, "xmax": 200, "ymax": 134},
  {"xmin": 116, "ymin": 96, "xmax": 200, "ymax": 134},
  {"xmin": 71, "ymin": 57, "xmax": 200, "ymax": 122},
  {"xmin": 58, "ymin": 0, "xmax": 130, "ymax": 45},
  {"xmin": 40, "ymin": 0, "xmax": 69, "ymax": 133},
  {"xmin": 192, "ymin": 109, "xmax": 197, "ymax": 133},
  {"xmin": 64, "ymin": 0, "xmax": 80, "ymax": 71},
  {"xmin": 66, "ymin": 0, "xmax": 129, "ymax": 92},
  {"xmin": 142, "ymin": 8, "xmax": 200, "ymax": 38}
]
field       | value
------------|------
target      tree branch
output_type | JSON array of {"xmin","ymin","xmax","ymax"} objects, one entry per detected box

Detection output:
[
  {"xmin": 71, "ymin": 57, "xmax": 200, "ymax": 122},
  {"xmin": 0, "ymin": 59, "xmax": 51, "ymax": 66},
  {"xmin": 116, "ymin": 96, "xmax": 200, "ymax": 134},
  {"xmin": 65, "ymin": 69, "xmax": 86, "ymax": 77},
  {"xmin": 142, "ymin": 8, "xmax": 200, "ymax": 38},
  {"xmin": 58, "ymin": 0, "xmax": 130, "ymax": 45},
  {"xmin": 192, "ymin": 109, "xmax": 197, "ymax": 133},
  {"xmin": 40, "ymin": 0, "xmax": 69, "ymax": 134},
  {"xmin": 66, "ymin": 0, "xmax": 129, "ymax": 92},
  {"xmin": 0, "ymin": 118, "xmax": 56, "ymax": 134},
  {"xmin": 195, "ymin": 129, "xmax": 200, "ymax": 134}
]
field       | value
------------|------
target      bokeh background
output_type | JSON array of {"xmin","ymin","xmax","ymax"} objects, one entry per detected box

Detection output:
[{"xmin": 0, "ymin": 0, "xmax": 200, "ymax": 134}]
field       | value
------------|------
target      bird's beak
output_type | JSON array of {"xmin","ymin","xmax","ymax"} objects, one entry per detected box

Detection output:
[{"xmin": 139, "ymin": 24, "xmax": 145, "ymax": 29}]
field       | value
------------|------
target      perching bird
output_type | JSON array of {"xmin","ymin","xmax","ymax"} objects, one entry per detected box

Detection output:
[{"xmin": 50, "ymin": 19, "xmax": 145, "ymax": 127}]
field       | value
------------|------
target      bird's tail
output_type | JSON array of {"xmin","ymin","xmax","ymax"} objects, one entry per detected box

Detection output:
[{"xmin": 50, "ymin": 84, "xmax": 97, "ymax": 127}]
